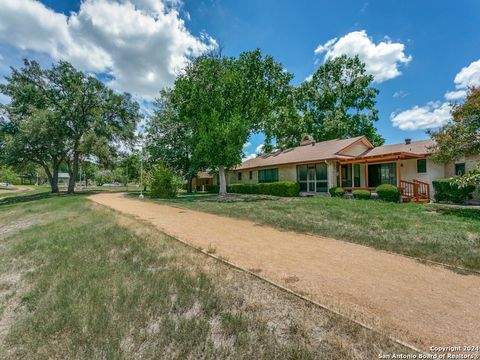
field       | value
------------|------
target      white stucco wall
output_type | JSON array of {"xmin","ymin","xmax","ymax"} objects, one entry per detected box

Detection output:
[{"xmin": 398, "ymin": 158, "xmax": 445, "ymax": 197}]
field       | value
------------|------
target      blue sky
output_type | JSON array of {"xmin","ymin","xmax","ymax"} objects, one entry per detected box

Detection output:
[{"xmin": 1, "ymin": 0, "xmax": 479, "ymax": 158}]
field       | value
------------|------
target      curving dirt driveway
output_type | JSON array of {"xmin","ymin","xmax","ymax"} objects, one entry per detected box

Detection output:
[{"xmin": 89, "ymin": 192, "xmax": 480, "ymax": 351}]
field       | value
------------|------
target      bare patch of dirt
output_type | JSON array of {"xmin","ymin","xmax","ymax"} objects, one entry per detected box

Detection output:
[{"xmin": 0, "ymin": 217, "xmax": 44, "ymax": 241}]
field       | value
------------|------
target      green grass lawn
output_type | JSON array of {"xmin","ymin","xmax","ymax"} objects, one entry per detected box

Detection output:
[
  {"xmin": 0, "ymin": 193, "xmax": 406, "ymax": 359},
  {"xmin": 153, "ymin": 193, "xmax": 480, "ymax": 271}
]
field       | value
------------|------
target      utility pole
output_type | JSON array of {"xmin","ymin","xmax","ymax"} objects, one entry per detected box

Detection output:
[{"xmin": 139, "ymin": 149, "xmax": 144, "ymax": 199}]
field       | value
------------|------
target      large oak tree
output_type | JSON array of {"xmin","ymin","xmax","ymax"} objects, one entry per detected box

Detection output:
[{"xmin": 157, "ymin": 50, "xmax": 294, "ymax": 196}]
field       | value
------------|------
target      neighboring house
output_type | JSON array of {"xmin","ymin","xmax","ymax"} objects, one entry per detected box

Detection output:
[
  {"xmin": 58, "ymin": 172, "xmax": 70, "ymax": 186},
  {"xmin": 228, "ymin": 135, "xmax": 480, "ymax": 201},
  {"xmin": 192, "ymin": 171, "xmax": 215, "ymax": 191}
]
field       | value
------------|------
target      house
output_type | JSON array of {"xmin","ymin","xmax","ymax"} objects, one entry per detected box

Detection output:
[
  {"xmin": 192, "ymin": 171, "xmax": 215, "ymax": 191},
  {"xmin": 58, "ymin": 172, "xmax": 70, "ymax": 186},
  {"xmin": 228, "ymin": 135, "xmax": 480, "ymax": 201}
]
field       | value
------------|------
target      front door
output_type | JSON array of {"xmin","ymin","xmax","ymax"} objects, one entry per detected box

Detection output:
[{"xmin": 307, "ymin": 168, "xmax": 316, "ymax": 192}]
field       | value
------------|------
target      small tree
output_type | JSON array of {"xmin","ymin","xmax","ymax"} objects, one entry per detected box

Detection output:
[
  {"xmin": 0, "ymin": 165, "xmax": 19, "ymax": 185},
  {"xmin": 150, "ymin": 163, "xmax": 179, "ymax": 198},
  {"xmin": 430, "ymin": 87, "xmax": 480, "ymax": 166}
]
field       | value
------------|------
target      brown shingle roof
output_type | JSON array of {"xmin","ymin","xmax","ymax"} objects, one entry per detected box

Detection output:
[
  {"xmin": 236, "ymin": 136, "xmax": 366, "ymax": 170},
  {"xmin": 235, "ymin": 137, "xmax": 436, "ymax": 171},
  {"xmin": 361, "ymin": 139, "xmax": 435, "ymax": 158}
]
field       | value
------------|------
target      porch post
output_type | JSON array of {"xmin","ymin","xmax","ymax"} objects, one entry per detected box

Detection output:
[
  {"xmin": 396, "ymin": 158, "xmax": 401, "ymax": 187},
  {"xmin": 339, "ymin": 162, "xmax": 342, "ymax": 188},
  {"xmin": 351, "ymin": 163, "xmax": 354, "ymax": 188},
  {"xmin": 365, "ymin": 162, "xmax": 369, "ymax": 188}
]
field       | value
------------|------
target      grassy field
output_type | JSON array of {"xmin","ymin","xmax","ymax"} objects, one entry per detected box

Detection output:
[
  {"xmin": 0, "ymin": 193, "xmax": 407, "ymax": 359},
  {"xmin": 152, "ymin": 193, "xmax": 480, "ymax": 271}
]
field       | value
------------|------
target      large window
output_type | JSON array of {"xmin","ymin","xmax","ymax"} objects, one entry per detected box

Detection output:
[
  {"xmin": 258, "ymin": 168, "xmax": 279, "ymax": 183},
  {"xmin": 297, "ymin": 164, "xmax": 328, "ymax": 192},
  {"xmin": 238, "ymin": 172, "xmax": 242, "ymax": 181},
  {"xmin": 417, "ymin": 159, "xmax": 427, "ymax": 173},
  {"xmin": 368, "ymin": 163, "xmax": 397, "ymax": 187}
]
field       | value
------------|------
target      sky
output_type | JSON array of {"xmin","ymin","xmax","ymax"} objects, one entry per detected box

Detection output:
[{"xmin": 0, "ymin": 0, "xmax": 479, "ymax": 159}]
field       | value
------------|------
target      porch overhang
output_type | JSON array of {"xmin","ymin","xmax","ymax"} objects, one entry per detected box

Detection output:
[{"xmin": 337, "ymin": 152, "xmax": 427, "ymax": 165}]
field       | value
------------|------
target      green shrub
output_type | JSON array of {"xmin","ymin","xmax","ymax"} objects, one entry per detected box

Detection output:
[
  {"xmin": 0, "ymin": 165, "xmax": 20, "ymax": 185},
  {"xmin": 352, "ymin": 189, "xmax": 371, "ymax": 200},
  {"xmin": 206, "ymin": 184, "xmax": 219, "ymax": 193},
  {"xmin": 95, "ymin": 171, "xmax": 113, "ymax": 186},
  {"xmin": 150, "ymin": 164, "xmax": 180, "ymax": 199},
  {"xmin": 328, "ymin": 187, "xmax": 345, "ymax": 197},
  {"xmin": 228, "ymin": 182, "xmax": 299, "ymax": 197},
  {"xmin": 432, "ymin": 178, "xmax": 475, "ymax": 204},
  {"xmin": 376, "ymin": 184, "xmax": 400, "ymax": 202}
]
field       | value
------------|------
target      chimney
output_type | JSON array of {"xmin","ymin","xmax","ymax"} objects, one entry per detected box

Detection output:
[
  {"xmin": 405, "ymin": 138, "xmax": 411, "ymax": 145},
  {"xmin": 300, "ymin": 135, "xmax": 315, "ymax": 146}
]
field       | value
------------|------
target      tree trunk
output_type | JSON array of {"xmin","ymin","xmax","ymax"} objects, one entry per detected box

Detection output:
[
  {"xmin": 44, "ymin": 164, "xmax": 59, "ymax": 193},
  {"xmin": 218, "ymin": 166, "xmax": 227, "ymax": 196},
  {"xmin": 187, "ymin": 175, "xmax": 193, "ymax": 193},
  {"xmin": 67, "ymin": 151, "xmax": 79, "ymax": 194}
]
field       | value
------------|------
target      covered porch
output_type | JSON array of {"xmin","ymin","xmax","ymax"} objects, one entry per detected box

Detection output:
[{"xmin": 338, "ymin": 153, "xmax": 431, "ymax": 202}]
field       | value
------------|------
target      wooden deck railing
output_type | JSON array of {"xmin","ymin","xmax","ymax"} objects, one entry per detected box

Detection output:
[{"xmin": 399, "ymin": 179, "xmax": 430, "ymax": 202}]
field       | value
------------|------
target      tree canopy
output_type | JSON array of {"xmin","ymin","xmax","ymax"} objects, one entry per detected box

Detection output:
[
  {"xmin": 0, "ymin": 59, "xmax": 141, "ymax": 193},
  {"xmin": 151, "ymin": 50, "xmax": 295, "ymax": 195},
  {"xmin": 295, "ymin": 55, "xmax": 384, "ymax": 146},
  {"xmin": 430, "ymin": 87, "xmax": 480, "ymax": 164}
]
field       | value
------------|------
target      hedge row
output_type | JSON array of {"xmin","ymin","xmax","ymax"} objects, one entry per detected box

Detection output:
[
  {"xmin": 206, "ymin": 182, "xmax": 300, "ymax": 197},
  {"xmin": 329, "ymin": 184, "xmax": 400, "ymax": 202},
  {"xmin": 432, "ymin": 178, "xmax": 475, "ymax": 204}
]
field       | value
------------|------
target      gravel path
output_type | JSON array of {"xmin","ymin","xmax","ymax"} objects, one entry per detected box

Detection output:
[{"xmin": 89, "ymin": 192, "xmax": 480, "ymax": 351}]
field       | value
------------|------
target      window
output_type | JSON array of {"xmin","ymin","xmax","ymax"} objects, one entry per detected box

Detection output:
[
  {"xmin": 297, "ymin": 164, "xmax": 328, "ymax": 192},
  {"xmin": 455, "ymin": 163, "xmax": 465, "ymax": 176},
  {"xmin": 249, "ymin": 171, "xmax": 253, "ymax": 180},
  {"xmin": 368, "ymin": 163, "xmax": 396, "ymax": 187},
  {"xmin": 258, "ymin": 168, "xmax": 279, "ymax": 183},
  {"xmin": 238, "ymin": 172, "xmax": 242, "ymax": 181},
  {"xmin": 417, "ymin": 159, "xmax": 427, "ymax": 173}
]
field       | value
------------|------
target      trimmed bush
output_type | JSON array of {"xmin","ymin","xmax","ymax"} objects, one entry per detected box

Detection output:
[
  {"xmin": 329, "ymin": 187, "xmax": 345, "ymax": 197},
  {"xmin": 376, "ymin": 184, "xmax": 400, "ymax": 202},
  {"xmin": 150, "ymin": 164, "xmax": 180, "ymax": 198},
  {"xmin": 432, "ymin": 178, "xmax": 475, "ymax": 204},
  {"xmin": 352, "ymin": 189, "xmax": 371, "ymax": 200},
  {"xmin": 206, "ymin": 184, "xmax": 219, "ymax": 193},
  {"xmin": 228, "ymin": 182, "xmax": 300, "ymax": 197}
]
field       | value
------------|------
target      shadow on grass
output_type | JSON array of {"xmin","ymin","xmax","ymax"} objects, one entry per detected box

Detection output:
[
  {"xmin": 433, "ymin": 207, "xmax": 480, "ymax": 220},
  {"xmin": 0, "ymin": 191, "xmax": 57, "ymax": 206}
]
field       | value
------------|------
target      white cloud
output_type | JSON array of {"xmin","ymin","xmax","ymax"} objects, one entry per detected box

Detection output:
[
  {"xmin": 242, "ymin": 153, "xmax": 256, "ymax": 161},
  {"xmin": 444, "ymin": 90, "xmax": 467, "ymax": 101},
  {"xmin": 0, "ymin": 0, "xmax": 216, "ymax": 99},
  {"xmin": 314, "ymin": 30, "xmax": 412, "ymax": 83},
  {"xmin": 390, "ymin": 101, "xmax": 451, "ymax": 131},
  {"xmin": 255, "ymin": 144, "xmax": 265, "ymax": 154},
  {"xmin": 453, "ymin": 59, "xmax": 480, "ymax": 89},
  {"xmin": 444, "ymin": 59, "xmax": 480, "ymax": 101},
  {"xmin": 243, "ymin": 142, "xmax": 251, "ymax": 149},
  {"xmin": 393, "ymin": 90, "xmax": 408, "ymax": 98}
]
